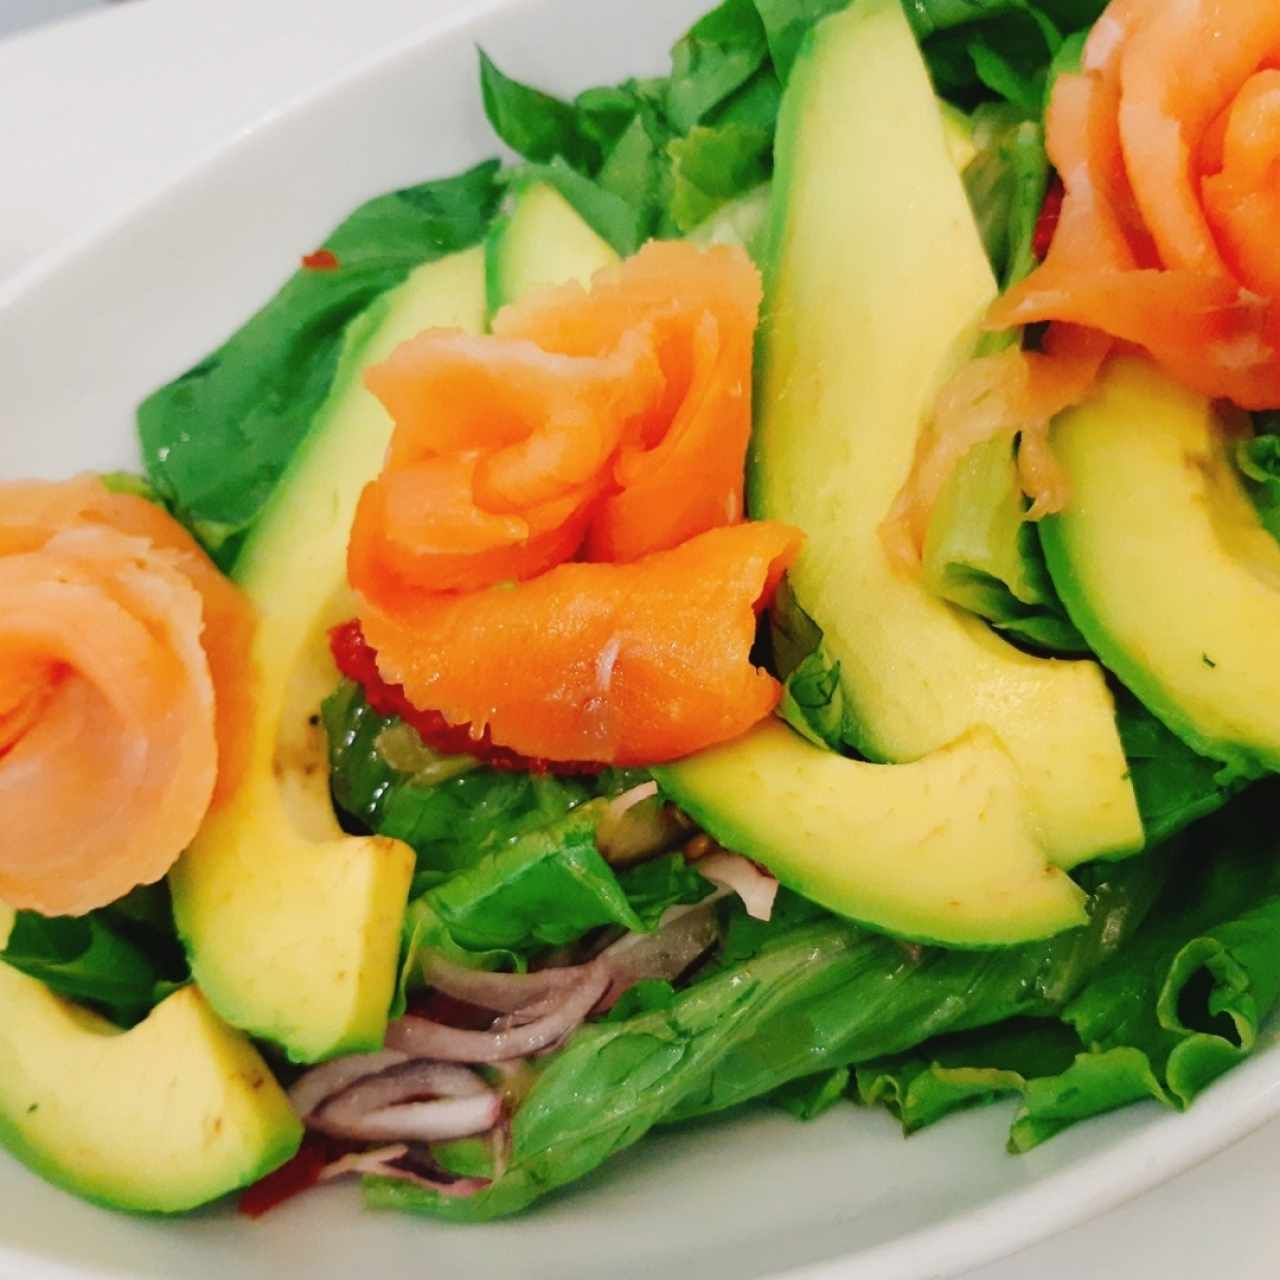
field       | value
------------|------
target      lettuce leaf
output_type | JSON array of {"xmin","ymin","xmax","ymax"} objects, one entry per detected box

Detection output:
[
  {"xmin": 478, "ymin": 51, "xmax": 602, "ymax": 171},
  {"xmin": 1, "ymin": 885, "xmax": 187, "ymax": 1027},
  {"xmin": 1236, "ymin": 431, "xmax": 1280, "ymax": 544},
  {"xmin": 666, "ymin": 0, "xmax": 772, "ymax": 132},
  {"xmin": 667, "ymin": 123, "xmax": 772, "ymax": 233},
  {"xmin": 858, "ymin": 795, "xmax": 1280, "ymax": 1149},
  {"xmin": 138, "ymin": 161, "xmax": 500, "ymax": 565},
  {"xmin": 366, "ymin": 852, "xmax": 1164, "ymax": 1219},
  {"xmin": 323, "ymin": 680, "xmax": 598, "ymax": 886},
  {"xmin": 423, "ymin": 803, "xmax": 648, "ymax": 950}
]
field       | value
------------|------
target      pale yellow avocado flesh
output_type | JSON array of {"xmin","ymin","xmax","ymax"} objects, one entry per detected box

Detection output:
[
  {"xmin": 0, "ymin": 930, "xmax": 300, "ymax": 1213},
  {"xmin": 1042, "ymin": 357, "xmax": 1280, "ymax": 777},
  {"xmin": 749, "ymin": 0, "xmax": 1140, "ymax": 867},
  {"xmin": 656, "ymin": 721, "xmax": 1086, "ymax": 946},
  {"xmin": 486, "ymin": 180, "xmax": 618, "ymax": 319},
  {"xmin": 171, "ymin": 248, "xmax": 487, "ymax": 1063}
]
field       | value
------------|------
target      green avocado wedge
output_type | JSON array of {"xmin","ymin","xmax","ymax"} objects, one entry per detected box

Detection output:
[
  {"xmin": 1041, "ymin": 357, "xmax": 1280, "ymax": 781},
  {"xmin": 0, "ymin": 906, "xmax": 300, "ymax": 1214},
  {"xmin": 170, "ymin": 249, "xmax": 488, "ymax": 1063},
  {"xmin": 748, "ymin": 0, "xmax": 1140, "ymax": 868},
  {"xmin": 655, "ymin": 720, "xmax": 1086, "ymax": 947},
  {"xmin": 485, "ymin": 178, "xmax": 618, "ymax": 323}
]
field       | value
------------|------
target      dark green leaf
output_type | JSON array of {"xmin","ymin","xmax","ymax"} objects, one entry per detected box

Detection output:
[
  {"xmin": 856, "ymin": 799, "xmax": 1280, "ymax": 1151},
  {"xmin": 603, "ymin": 979, "xmax": 679, "ymax": 1022},
  {"xmin": 478, "ymin": 50, "xmax": 600, "ymax": 170},
  {"xmin": 424, "ymin": 802, "xmax": 647, "ymax": 951},
  {"xmin": 667, "ymin": 123, "xmax": 772, "ymax": 233},
  {"xmin": 138, "ymin": 161, "xmax": 500, "ymax": 564},
  {"xmin": 1237, "ymin": 433, "xmax": 1280, "ymax": 544},
  {"xmin": 752, "ymin": 0, "xmax": 848, "ymax": 84},
  {"xmin": 615, "ymin": 854, "xmax": 715, "ymax": 928},
  {"xmin": 2, "ymin": 890, "xmax": 187, "ymax": 1027},
  {"xmin": 323, "ymin": 681, "xmax": 597, "ymax": 884},
  {"xmin": 769, "ymin": 1066, "xmax": 851, "ymax": 1119},
  {"xmin": 963, "ymin": 104, "xmax": 1049, "ymax": 290},
  {"xmin": 667, "ymin": 0, "xmax": 771, "ymax": 132},
  {"xmin": 1114, "ymin": 687, "xmax": 1237, "ymax": 846}
]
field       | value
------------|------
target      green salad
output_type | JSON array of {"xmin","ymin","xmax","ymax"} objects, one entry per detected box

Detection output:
[{"xmin": 5, "ymin": 0, "xmax": 1280, "ymax": 1228}]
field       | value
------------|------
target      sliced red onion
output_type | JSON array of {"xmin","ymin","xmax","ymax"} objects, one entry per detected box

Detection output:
[
  {"xmin": 387, "ymin": 964, "xmax": 610, "ymax": 1062},
  {"xmin": 597, "ymin": 900, "xmax": 723, "ymax": 1008},
  {"xmin": 287, "ymin": 1050, "xmax": 408, "ymax": 1120},
  {"xmin": 323, "ymin": 1145, "xmax": 489, "ymax": 1198},
  {"xmin": 375, "ymin": 1167, "xmax": 491, "ymax": 1198},
  {"xmin": 320, "ymin": 1094, "xmax": 501, "ymax": 1143},
  {"xmin": 311, "ymin": 1061, "xmax": 499, "ymax": 1142},
  {"xmin": 604, "ymin": 780, "xmax": 658, "ymax": 822},
  {"xmin": 422, "ymin": 950, "xmax": 590, "ymax": 1014},
  {"xmin": 596, "ymin": 782, "xmax": 690, "ymax": 865},
  {"xmin": 695, "ymin": 851, "xmax": 778, "ymax": 921},
  {"xmin": 319, "ymin": 1144, "xmax": 410, "ymax": 1182}
]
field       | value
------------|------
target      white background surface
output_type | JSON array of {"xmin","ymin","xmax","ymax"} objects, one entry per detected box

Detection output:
[{"xmin": 1, "ymin": 2, "xmax": 1279, "ymax": 1276}]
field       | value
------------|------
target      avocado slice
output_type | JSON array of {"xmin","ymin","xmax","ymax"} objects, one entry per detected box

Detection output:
[
  {"xmin": 170, "ymin": 249, "xmax": 487, "ymax": 1063},
  {"xmin": 656, "ymin": 720, "xmax": 1086, "ymax": 946},
  {"xmin": 749, "ymin": 0, "xmax": 1141, "ymax": 868},
  {"xmin": 0, "ymin": 902, "xmax": 300, "ymax": 1213},
  {"xmin": 485, "ymin": 179, "xmax": 617, "ymax": 323},
  {"xmin": 1042, "ymin": 357, "xmax": 1280, "ymax": 780}
]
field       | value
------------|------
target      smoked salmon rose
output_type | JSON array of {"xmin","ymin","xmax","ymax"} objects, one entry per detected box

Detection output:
[{"xmin": 0, "ymin": 476, "xmax": 253, "ymax": 916}]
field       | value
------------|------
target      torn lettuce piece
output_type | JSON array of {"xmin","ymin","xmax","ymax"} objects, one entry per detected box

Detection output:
[
  {"xmin": 859, "ymin": 795, "xmax": 1280, "ymax": 1149},
  {"xmin": 963, "ymin": 103, "xmax": 1049, "ymax": 296},
  {"xmin": 769, "ymin": 579, "xmax": 854, "ymax": 751},
  {"xmin": 322, "ymin": 681, "xmax": 598, "ymax": 886},
  {"xmin": 1, "ymin": 885, "xmax": 187, "ymax": 1027},
  {"xmin": 1236, "ymin": 431, "xmax": 1280, "ymax": 544},
  {"xmin": 922, "ymin": 432, "xmax": 1086, "ymax": 652},
  {"xmin": 478, "ymin": 50, "xmax": 602, "ymax": 171},
  {"xmin": 769, "ymin": 1067, "xmax": 852, "ymax": 1121},
  {"xmin": 665, "ymin": 0, "xmax": 771, "ymax": 132},
  {"xmin": 1114, "ymin": 688, "xmax": 1240, "ymax": 847},
  {"xmin": 667, "ymin": 123, "xmax": 771, "ymax": 234},
  {"xmin": 365, "ymin": 851, "xmax": 1164, "ymax": 1220}
]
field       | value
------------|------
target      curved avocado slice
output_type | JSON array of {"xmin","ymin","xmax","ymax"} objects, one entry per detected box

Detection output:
[
  {"xmin": 486, "ymin": 179, "xmax": 617, "ymax": 323},
  {"xmin": 170, "ymin": 250, "xmax": 487, "ymax": 1063},
  {"xmin": 656, "ymin": 720, "xmax": 1086, "ymax": 947},
  {"xmin": 749, "ymin": 0, "xmax": 1140, "ymax": 868},
  {"xmin": 0, "ymin": 908, "xmax": 300, "ymax": 1214},
  {"xmin": 1041, "ymin": 357, "xmax": 1280, "ymax": 780}
]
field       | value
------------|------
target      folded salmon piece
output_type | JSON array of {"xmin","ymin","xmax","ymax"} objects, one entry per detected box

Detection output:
[
  {"xmin": 360, "ymin": 522, "xmax": 801, "ymax": 766},
  {"xmin": 349, "ymin": 240, "xmax": 762, "ymax": 612},
  {"xmin": 0, "ymin": 476, "xmax": 254, "ymax": 915}
]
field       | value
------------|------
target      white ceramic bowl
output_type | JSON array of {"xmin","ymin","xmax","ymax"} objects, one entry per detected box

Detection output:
[{"xmin": 4, "ymin": 2, "xmax": 1280, "ymax": 1277}]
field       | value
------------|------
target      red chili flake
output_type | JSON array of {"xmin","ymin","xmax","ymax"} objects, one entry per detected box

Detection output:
[
  {"xmin": 1032, "ymin": 176, "xmax": 1065, "ymax": 261},
  {"xmin": 328, "ymin": 618, "xmax": 602, "ymax": 776},
  {"xmin": 238, "ymin": 1139, "xmax": 330, "ymax": 1218},
  {"xmin": 301, "ymin": 248, "xmax": 340, "ymax": 271}
]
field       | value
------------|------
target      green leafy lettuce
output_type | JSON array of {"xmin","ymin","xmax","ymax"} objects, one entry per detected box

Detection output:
[
  {"xmin": 1, "ymin": 885, "xmax": 188, "ymax": 1027},
  {"xmin": 858, "ymin": 792, "xmax": 1280, "ymax": 1148},
  {"xmin": 366, "ymin": 850, "xmax": 1166, "ymax": 1220},
  {"xmin": 138, "ymin": 161, "xmax": 501, "ymax": 565},
  {"xmin": 323, "ymin": 680, "xmax": 598, "ymax": 889}
]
